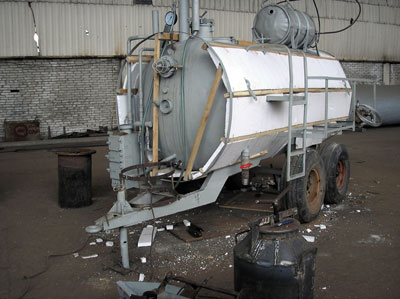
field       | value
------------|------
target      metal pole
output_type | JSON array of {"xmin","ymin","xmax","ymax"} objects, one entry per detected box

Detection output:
[
  {"xmin": 152, "ymin": 10, "xmax": 159, "ymax": 35},
  {"xmin": 324, "ymin": 78, "xmax": 329, "ymax": 138},
  {"xmin": 120, "ymin": 227, "xmax": 129, "ymax": 269},
  {"xmin": 179, "ymin": 0, "xmax": 189, "ymax": 41},
  {"xmin": 353, "ymin": 82, "xmax": 357, "ymax": 131},
  {"xmin": 127, "ymin": 61, "xmax": 133, "ymax": 128},
  {"xmin": 138, "ymin": 48, "xmax": 154, "ymax": 125},
  {"xmin": 373, "ymin": 82, "xmax": 377, "ymax": 110},
  {"xmin": 192, "ymin": 0, "xmax": 200, "ymax": 32}
]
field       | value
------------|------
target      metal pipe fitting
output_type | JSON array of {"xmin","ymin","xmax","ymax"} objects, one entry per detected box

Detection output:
[
  {"xmin": 152, "ymin": 10, "xmax": 159, "ymax": 34},
  {"xmin": 179, "ymin": 0, "xmax": 189, "ymax": 41},
  {"xmin": 192, "ymin": 0, "xmax": 200, "ymax": 32},
  {"xmin": 120, "ymin": 227, "xmax": 130, "ymax": 269}
]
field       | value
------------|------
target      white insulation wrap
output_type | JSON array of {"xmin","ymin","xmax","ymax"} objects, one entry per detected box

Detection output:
[
  {"xmin": 202, "ymin": 45, "xmax": 352, "ymax": 172},
  {"xmin": 208, "ymin": 46, "xmax": 349, "ymax": 92}
]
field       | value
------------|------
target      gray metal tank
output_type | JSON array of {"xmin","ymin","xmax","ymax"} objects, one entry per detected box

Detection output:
[
  {"xmin": 253, "ymin": 3, "xmax": 316, "ymax": 49},
  {"xmin": 356, "ymin": 85, "xmax": 400, "ymax": 126},
  {"xmin": 143, "ymin": 38, "xmax": 227, "ymax": 169}
]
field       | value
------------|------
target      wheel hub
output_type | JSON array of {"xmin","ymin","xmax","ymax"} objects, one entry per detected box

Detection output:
[
  {"xmin": 336, "ymin": 160, "xmax": 346, "ymax": 189},
  {"xmin": 306, "ymin": 168, "xmax": 321, "ymax": 210}
]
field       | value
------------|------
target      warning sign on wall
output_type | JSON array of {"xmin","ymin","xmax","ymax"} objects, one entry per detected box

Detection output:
[{"xmin": 4, "ymin": 121, "xmax": 41, "ymax": 142}]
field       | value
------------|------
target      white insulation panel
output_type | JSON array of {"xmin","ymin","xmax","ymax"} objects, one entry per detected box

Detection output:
[
  {"xmin": 227, "ymin": 92, "xmax": 351, "ymax": 139},
  {"xmin": 208, "ymin": 46, "xmax": 349, "ymax": 92},
  {"xmin": 202, "ymin": 45, "xmax": 352, "ymax": 172}
]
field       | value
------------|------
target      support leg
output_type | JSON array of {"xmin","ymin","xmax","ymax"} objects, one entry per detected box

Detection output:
[{"xmin": 120, "ymin": 227, "xmax": 130, "ymax": 269}]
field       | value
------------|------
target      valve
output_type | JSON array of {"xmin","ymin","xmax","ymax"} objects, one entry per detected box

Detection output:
[{"xmin": 240, "ymin": 148, "xmax": 251, "ymax": 186}]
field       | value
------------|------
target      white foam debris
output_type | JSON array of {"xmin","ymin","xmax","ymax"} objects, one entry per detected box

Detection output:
[
  {"xmin": 96, "ymin": 238, "xmax": 103, "ymax": 243},
  {"xmin": 81, "ymin": 254, "xmax": 98, "ymax": 259},
  {"xmin": 183, "ymin": 219, "xmax": 191, "ymax": 227},
  {"xmin": 302, "ymin": 235, "xmax": 315, "ymax": 243},
  {"xmin": 356, "ymin": 210, "xmax": 361, "ymax": 213},
  {"xmin": 320, "ymin": 224, "xmax": 327, "ymax": 230},
  {"xmin": 322, "ymin": 287, "xmax": 327, "ymax": 290},
  {"xmin": 139, "ymin": 273, "xmax": 145, "ymax": 282},
  {"xmin": 73, "ymin": 253, "xmax": 79, "ymax": 258},
  {"xmin": 157, "ymin": 227, "xmax": 165, "ymax": 232},
  {"xmin": 89, "ymin": 242, "xmax": 96, "ymax": 246},
  {"xmin": 166, "ymin": 225, "xmax": 174, "ymax": 231},
  {"xmin": 106, "ymin": 241, "xmax": 114, "ymax": 247},
  {"xmin": 140, "ymin": 257, "xmax": 147, "ymax": 263},
  {"xmin": 225, "ymin": 235, "xmax": 231, "ymax": 239},
  {"xmin": 306, "ymin": 228, "xmax": 312, "ymax": 233},
  {"xmin": 138, "ymin": 226, "xmax": 156, "ymax": 247}
]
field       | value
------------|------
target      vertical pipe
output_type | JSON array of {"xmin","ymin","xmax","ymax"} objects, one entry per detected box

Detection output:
[
  {"xmin": 286, "ymin": 49, "xmax": 293, "ymax": 181},
  {"xmin": 373, "ymin": 82, "xmax": 377, "ymax": 110},
  {"xmin": 324, "ymin": 78, "xmax": 329, "ymax": 138},
  {"xmin": 179, "ymin": 0, "xmax": 189, "ymax": 41},
  {"xmin": 352, "ymin": 82, "xmax": 357, "ymax": 131},
  {"xmin": 127, "ymin": 61, "xmax": 133, "ymax": 129},
  {"xmin": 192, "ymin": 0, "xmax": 200, "ymax": 32},
  {"xmin": 152, "ymin": 10, "xmax": 159, "ymax": 35},
  {"xmin": 120, "ymin": 227, "xmax": 130, "ymax": 269}
]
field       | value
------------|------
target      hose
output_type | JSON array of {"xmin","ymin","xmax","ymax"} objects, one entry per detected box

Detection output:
[
  {"xmin": 116, "ymin": 33, "xmax": 158, "ymax": 90},
  {"xmin": 173, "ymin": 37, "xmax": 191, "ymax": 188},
  {"xmin": 356, "ymin": 104, "xmax": 382, "ymax": 128}
]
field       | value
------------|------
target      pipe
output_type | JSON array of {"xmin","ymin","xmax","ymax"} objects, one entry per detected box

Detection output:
[
  {"xmin": 138, "ymin": 48, "xmax": 154, "ymax": 124},
  {"xmin": 152, "ymin": 10, "xmax": 159, "ymax": 35},
  {"xmin": 179, "ymin": 0, "xmax": 189, "ymax": 41},
  {"xmin": 192, "ymin": 0, "xmax": 200, "ymax": 32},
  {"xmin": 120, "ymin": 227, "xmax": 130, "ymax": 269}
]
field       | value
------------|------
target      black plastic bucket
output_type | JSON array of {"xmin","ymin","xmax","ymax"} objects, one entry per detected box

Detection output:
[{"xmin": 55, "ymin": 148, "xmax": 96, "ymax": 208}]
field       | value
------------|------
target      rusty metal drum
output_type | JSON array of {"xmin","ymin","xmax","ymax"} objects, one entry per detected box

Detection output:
[{"xmin": 55, "ymin": 149, "xmax": 96, "ymax": 208}]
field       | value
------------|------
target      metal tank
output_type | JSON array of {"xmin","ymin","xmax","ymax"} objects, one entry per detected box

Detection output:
[
  {"xmin": 356, "ymin": 85, "xmax": 400, "ymax": 126},
  {"xmin": 142, "ymin": 38, "xmax": 227, "ymax": 170},
  {"xmin": 253, "ymin": 3, "xmax": 316, "ymax": 49},
  {"xmin": 91, "ymin": 0, "xmax": 360, "ymax": 270}
]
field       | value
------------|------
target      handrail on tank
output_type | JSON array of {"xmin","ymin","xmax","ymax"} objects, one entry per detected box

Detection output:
[{"xmin": 308, "ymin": 76, "xmax": 378, "ymax": 133}]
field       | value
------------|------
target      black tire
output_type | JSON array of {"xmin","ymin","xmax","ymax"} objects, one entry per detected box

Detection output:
[
  {"xmin": 319, "ymin": 142, "xmax": 350, "ymax": 204},
  {"xmin": 285, "ymin": 149, "xmax": 326, "ymax": 223}
]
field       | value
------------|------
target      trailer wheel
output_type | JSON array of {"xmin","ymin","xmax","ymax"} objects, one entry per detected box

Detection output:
[
  {"xmin": 286, "ymin": 149, "xmax": 326, "ymax": 223},
  {"xmin": 319, "ymin": 142, "xmax": 350, "ymax": 204}
]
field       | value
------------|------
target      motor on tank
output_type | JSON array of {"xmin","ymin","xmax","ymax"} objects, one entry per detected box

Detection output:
[{"xmin": 253, "ymin": 1, "xmax": 317, "ymax": 50}]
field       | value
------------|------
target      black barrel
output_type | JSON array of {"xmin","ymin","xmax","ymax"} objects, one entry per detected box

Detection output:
[
  {"xmin": 234, "ymin": 219, "xmax": 317, "ymax": 299},
  {"xmin": 55, "ymin": 149, "xmax": 96, "ymax": 208}
]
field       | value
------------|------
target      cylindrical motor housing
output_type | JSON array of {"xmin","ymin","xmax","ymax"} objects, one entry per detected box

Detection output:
[{"xmin": 253, "ymin": 3, "xmax": 316, "ymax": 49}]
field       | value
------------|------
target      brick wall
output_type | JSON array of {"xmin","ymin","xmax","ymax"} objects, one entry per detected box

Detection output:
[
  {"xmin": 391, "ymin": 64, "xmax": 400, "ymax": 85},
  {"xmin": 341, "ymin": 62, "xmax": 383, "ymax": 83},
  {"xmin": 0, "ymin": 58, "xmax": 398, "ymax": 142},
  {"xmin": 341, "ymin": 61, "xmax": 400, "ymax": 85},
  {"xmin": 0, "ymin": 58, "xmax": 120, "ymax": 141}
]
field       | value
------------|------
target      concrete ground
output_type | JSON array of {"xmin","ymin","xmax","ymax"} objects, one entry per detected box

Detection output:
[{"xmin": 0, "ymin": 126, "xmax": 399, "ymax": 299}]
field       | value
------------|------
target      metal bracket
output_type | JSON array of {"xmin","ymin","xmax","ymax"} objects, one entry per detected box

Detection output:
[{"xmin": 244, "ymin": 78, "xmax": 257, "ymax": 101}]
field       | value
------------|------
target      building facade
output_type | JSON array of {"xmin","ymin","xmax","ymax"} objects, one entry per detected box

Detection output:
[{"xmin": 1, "ymin": 0, "xmax": 399, "ymax": 140}]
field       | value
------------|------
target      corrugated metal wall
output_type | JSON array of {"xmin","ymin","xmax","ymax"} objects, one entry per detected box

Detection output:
[{"xmin": 1, "ymin": 0, "xmax": 399, "ymax": 61}]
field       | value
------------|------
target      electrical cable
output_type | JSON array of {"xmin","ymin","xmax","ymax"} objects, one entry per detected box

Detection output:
[
  {"xmin": 312, "ymin": 0, "xmax": 321, "ymax": 56},
  {"xmin": 318, "ymin": 0, "xmax": 362, "ymax": 35},
  {"xmin": 17, "ymin": 236, "xmax": 90, "ymax": 299}
]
